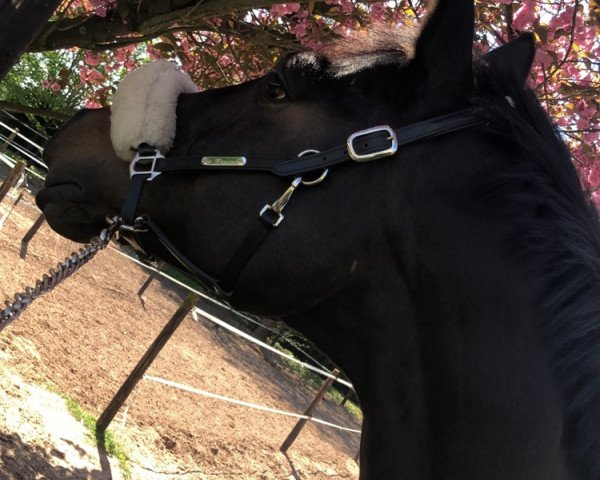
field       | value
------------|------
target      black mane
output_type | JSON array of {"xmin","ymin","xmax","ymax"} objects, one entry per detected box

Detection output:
[
  {"xmin": 312, "ymin": 24, "xmax": 600, "ymax": 472},
  {"xmin": 327, "ymin": 25, "xmax": 600, "ymax": 475},
  {"xmin": 478, "ymin": 60, "xmax": 600, "ymax": 477}
]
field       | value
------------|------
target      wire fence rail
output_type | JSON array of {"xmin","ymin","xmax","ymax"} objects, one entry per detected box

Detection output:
[
  {"xmin": 142, "ymin": 375, "xmax": 361, "ymax": 434},
  {"xmin": 0, "ymin": 119, "xmax": 48, "ymax": 172},
  {"xmin": 109, "ymin": 241, "xmax": 354, "ymax": 389}
]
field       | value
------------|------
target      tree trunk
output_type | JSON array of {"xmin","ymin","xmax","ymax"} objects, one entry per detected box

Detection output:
[
  {"xmin": 0, "ymin": 0, "xmax": 63, "ymax": 81},
  {"xmin": 29, "ymin": 0, "xmax": 306, "ymax": 52}
]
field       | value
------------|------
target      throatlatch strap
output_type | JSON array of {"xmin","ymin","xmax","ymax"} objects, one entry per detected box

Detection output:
[
  {"xmin": 131, "ymin": 212, "xmax": 280, "ymax": 296},
  {"xmin": 135, "ymin": 216, "xmax": 221, "ymax": 290}
]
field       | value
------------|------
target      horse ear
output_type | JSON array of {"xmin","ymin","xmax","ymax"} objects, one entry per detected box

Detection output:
[
  {"xmin": 486, "ymin": 33, "xmax": 536, "ymax": 86},
  {"xmin": 413, "ymin": 0, "xmax": 475, "ymax": 93}
]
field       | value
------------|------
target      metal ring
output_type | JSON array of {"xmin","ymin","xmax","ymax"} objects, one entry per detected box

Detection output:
[{"xmin": 296, "ymin": 149, "xmax": 329, "ymax": 186}]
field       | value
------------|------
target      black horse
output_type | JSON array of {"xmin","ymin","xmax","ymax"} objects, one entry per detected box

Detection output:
[{"xmin": 35, "ymin": 0, "xmax": 600, "ymax": 478}]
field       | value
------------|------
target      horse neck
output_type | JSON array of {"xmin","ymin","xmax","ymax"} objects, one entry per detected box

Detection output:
[{"xmin": 286, "ymin": 154, "xmax": 573, "ymax": 479}]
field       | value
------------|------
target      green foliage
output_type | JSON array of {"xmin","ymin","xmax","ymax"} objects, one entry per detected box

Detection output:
[
  {"xmin": 0, "ymin": 51, "xmax": 85, "ymax": 133},
  {"xmin": 275, "ymin": 342, "xmax": 363, "ymax": 422}
]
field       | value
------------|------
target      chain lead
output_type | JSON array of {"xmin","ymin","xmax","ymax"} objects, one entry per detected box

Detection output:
[{"xmin": 0, "ymin": 219, "xmax": 122, "ymax": 332}]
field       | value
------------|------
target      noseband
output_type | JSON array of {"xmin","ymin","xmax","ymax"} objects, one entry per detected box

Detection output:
[{"xmin": 113, "ymin": 108, "xmax": 482, "ymax": 297}]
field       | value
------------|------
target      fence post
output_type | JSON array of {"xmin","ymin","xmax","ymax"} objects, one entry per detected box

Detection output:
[
  {"xmin": 0, "ymin": 128, "xmax": 19, "ymax": 154},
  {"xmin": 137, "ymin": 262, "xmax": 164, "ymax": 304},
  {"xmin": 96, "ymin": 292, "xmax": 199, "ymax": 434},
  {"xmin": 0, "ymin": 160, "xmax": 25, "ymax": 204},
  {"xmin": 340, "ymin": 386, "xmax": 356, "ymax": 406},
  {"xmin": 280, "ymin": 368, "xmax": 340, "ymax": 453},
  {"xmin": 0, "ymin": 191, "xmax": 23, "ymax": 232},
  {"xmin": 20, "ymin": 213, "xmax": 46, "ymax": 259}
]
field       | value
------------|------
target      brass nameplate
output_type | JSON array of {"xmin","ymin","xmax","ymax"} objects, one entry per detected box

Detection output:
[{"xmin": 201, "ymin": 156, "xmax": 247, "ymax": 167}]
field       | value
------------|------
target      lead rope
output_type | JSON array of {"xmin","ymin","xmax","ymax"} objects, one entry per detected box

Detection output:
[{"xmin": 0, "ymin": 219, "xmax": 122, "ymax": 332}]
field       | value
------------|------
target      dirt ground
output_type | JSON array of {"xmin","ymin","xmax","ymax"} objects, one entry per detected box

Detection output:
[{"xmin": 0, "ymin": 176, "xmax": 361, "ymax": 479}]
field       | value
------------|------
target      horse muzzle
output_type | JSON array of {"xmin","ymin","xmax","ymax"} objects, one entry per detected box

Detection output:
[{"xmin": 36, "ymin": 183, "xmax": 110, "ymax": 243}]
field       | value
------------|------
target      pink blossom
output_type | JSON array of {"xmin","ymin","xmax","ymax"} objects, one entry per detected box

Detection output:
[
  {"xmin": 589, "ymin": 165, "xmax": 600, "ymax": 188},
  {"xmin": 556, "ymin": 115, "xmax": 571, "ymax": 128},
  {"xmin": 512, "ymin": 1, "xmax": 536, "ymax": 32},
  {"xmin": 146, "ymin": 44, "xmax": 162, "ymax": 60},
  {"xmin": 114, "ymin": 45, "xmax": 134, "ymax": 63},
  {"xmin": 341, "ymin": 0, "xmax": 354, "ymax": 14},
  {"xmin": 219, "ymin": 55, "xmax": 233, "ymax": 67},
  {"xmin": 87, "ymin": 0, "xmax": 116, "ymax": 17},
  {"xmin": 84, "ymin": 51, "xmax": 101, "ymax": 66},
  {"xmin": 577, "ymin": 99, "xmax": 596, "ymax": 120},
  {"xmin": 554, "ymin": 6, "xmax": 575, "ymax": 30},
  {"xmin": 370, "ymin": 3, "xmax": 386, "ymax": 21},
  {"xmin": 291, "ymin": 19, "xmax": 310, "ymax": 38},
  {"xmin": 535, "ymin": 48, "xmax": 553, "ymax": 68},
  {"xmin": 85, "ymin": 98, "xmax": 102, "ymax": 108},
  {"xmin": 270, "ymin": 3, "xmax": 301, "ymax": 17},
  {"xmin": 79, "ymin": 65, "xmax": 104, "ymax": 84}
]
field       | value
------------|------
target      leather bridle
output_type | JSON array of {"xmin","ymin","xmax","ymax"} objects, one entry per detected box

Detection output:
[{"xmin": 111, "ymin": 107, "xmax": 482, "ymax": 297}]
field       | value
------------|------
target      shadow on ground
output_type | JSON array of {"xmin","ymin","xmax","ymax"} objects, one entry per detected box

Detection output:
[{"xmin": 0, "ymin": 432, "xmax": 113, "ymax": 480}]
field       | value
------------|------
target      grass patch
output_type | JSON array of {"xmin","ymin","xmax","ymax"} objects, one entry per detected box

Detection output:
[
  {"xmin": 46, "ymin": 386, "xmax": 132, "ymax": 479},
  {"xmin": 274, "ymin": 343, "xmax": 363, "ymax": 422}
]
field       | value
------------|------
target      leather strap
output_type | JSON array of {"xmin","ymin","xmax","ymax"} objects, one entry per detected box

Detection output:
[
  {"xmin": 218, "ymin": 208, "xmax": 281, "ymax": 294},
  {"xmin": 146, "ymin": 108, "xmax": 482, "ymax": 177},
  {"xmin": 134, "ymin": 216, "xmax": 222, "ymax": 292},
  {"xmin": 116, "ymin": 107, "xmax": 483, "ymax": 297},
  {"xmin": 128, "ymin": 209, "xmax": 281, "ymax": 296},
  {"xmin": 120, "ymin": 173, "xmax": 148, "ymax": 224}
]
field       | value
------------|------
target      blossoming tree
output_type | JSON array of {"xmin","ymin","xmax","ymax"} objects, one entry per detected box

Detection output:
[{"xmin": 2, "ymin": 0, "xmax": 599, "ymax": 201}]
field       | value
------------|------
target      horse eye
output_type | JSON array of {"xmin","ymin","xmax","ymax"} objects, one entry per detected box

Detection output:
[{"xmin": 266, "ymin": 81, "xmax": 286, "ymax": 100}]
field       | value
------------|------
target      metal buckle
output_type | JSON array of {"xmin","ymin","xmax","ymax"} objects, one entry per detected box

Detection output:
[
  {"xmin": 129, "ymin": 148, "xmax": 164, "ymax": 181},
  {"xmin": 105, "ymin": 215, "xmax": 148, "ymax": 237},
  {"xmin": 119, "ymin": 216, "xmax": 149, "ymax": 233},
  {"xmin": 260, "ymin": 205, "xmax": 284, "ymax": 227},
  {"xmin": 347, "ymin": 126, "xmax": 398, "ymax": 162}
]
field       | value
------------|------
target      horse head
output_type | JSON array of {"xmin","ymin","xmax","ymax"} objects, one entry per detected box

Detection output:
[{"xmin": 37, "ymin": 0, "xmax": 600, "ymax": 478}]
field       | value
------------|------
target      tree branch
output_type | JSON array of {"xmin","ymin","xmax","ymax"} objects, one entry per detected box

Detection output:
[
  {"xmin": 0, "ymin": 0, "xmax": 64, "ymax": 80},
  {"xmin": 505, "ymin": 3, "xmax": 514, "ymax": 40},
  {"xmin": 29, "ymin": 0, "xmax": 314, "ymax": 52},
  {"xmin": 0, "ymin": 100, "xmax": 73, "ymax": 120},
  {"xmin": 549, "ymin": 0, "xmax": 580, "ymax": 77}
]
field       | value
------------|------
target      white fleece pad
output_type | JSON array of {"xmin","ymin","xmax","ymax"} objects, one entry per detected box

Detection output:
[{"xmin": 110, "ymin": 60, "xmax": 198, "ymax": 161}]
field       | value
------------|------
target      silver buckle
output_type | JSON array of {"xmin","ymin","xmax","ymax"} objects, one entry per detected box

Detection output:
[
  {"xmin": 260, "ymin": 205, "xmax": 284, "ymax": 227},
  {"xmin": 129, "ymin": 148, "xmax": 164, "ymax": 181},
  {"xmin": 347, "ymin": 126, "xmax": 398, "ymax": 162}
]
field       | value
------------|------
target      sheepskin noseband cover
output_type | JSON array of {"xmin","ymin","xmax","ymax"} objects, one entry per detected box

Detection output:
[{"xmin": 110, "ymin": 60, "xmax": 198, "ymax": 161}]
